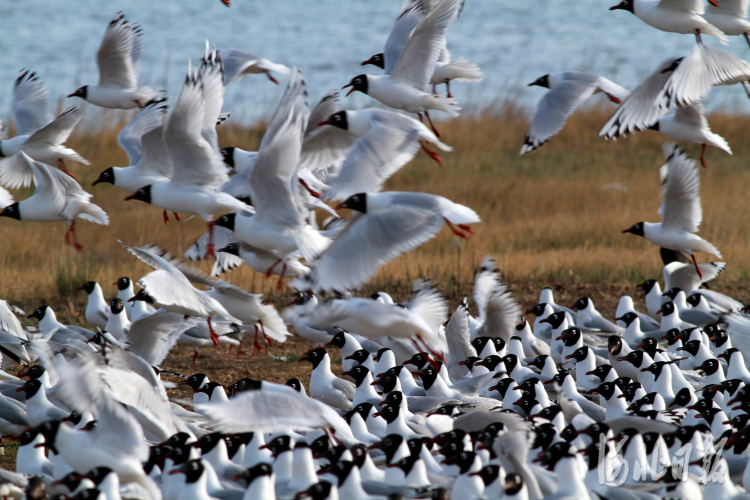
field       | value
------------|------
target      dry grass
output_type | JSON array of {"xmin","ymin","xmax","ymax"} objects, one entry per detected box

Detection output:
[
  {"xmin": 1, "ymin": 104, "xmax": 750, "ymax": 314},
  {"xmin": 2, "ymin": 104, "xmax": 750, "ymax": 469}
]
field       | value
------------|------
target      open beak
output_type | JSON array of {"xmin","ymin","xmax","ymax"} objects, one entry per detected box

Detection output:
[{"xmin": 342, "ymin": 83, "xmax": 355, "ymax": 97}]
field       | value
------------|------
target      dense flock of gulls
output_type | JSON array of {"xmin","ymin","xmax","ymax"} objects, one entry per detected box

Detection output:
[{"xmin": 1, "ymin": 0, "xmax": 750, "ymax": 499}]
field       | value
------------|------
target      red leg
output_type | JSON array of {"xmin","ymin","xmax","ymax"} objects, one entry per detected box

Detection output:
[
  {"xmin": 163, "ymin": 210, "xmax": 169, "ymax": 225},
  {"xmin": 708, "ymin": 0, "xmax": 719, "ymax": 6},
  {"xmin": 446, "ymin": 81, "xmax": 453, "ymax": 99},
  {"xmin": 695, "ymin": 29, "xmax": 703, "ymax": 44},
  {"xmin": 417, "ymin": 112, "xmax": 424, "ymax": 123},
  {"xmin": 253, "ymin": 326, "xmax": 262, "ymax": 355},
  {"xmin": 192, "ymin": 348, "xmax": 198, "ymax": 365},
  {"xmin": 691, "ymin": 254, "xmax": 704, "ymax": 281},
  {"xmin": 276, "ymin": 263, "xmax": 287, "ymax": 290},
  {"xmin": 64, "ymin": 221, "xmax": 84, "ymax": 251},
  {"xmin": 266, "ymin": 73, "xmax": 279, "ymax": 85},
  {"xmin": 221, "ymin": 0, "xmax": 231, "ymax": 6},
  {"xmin": 420, "ymin": 142, "xmax": 443, "ymax": 166},
  {"xmin": 206, "ymin": 222, "xmax": 215, "ymax": 258},
  {"xmin": 207, "ymin": 317, "xmax": 219, "ymax": 348},
  {"xmin": 700, "ymin": 144, "xmax": 707, "ymax": 168},
  {"xmin": 259, "ymin": 321, "xmax": 272, "ymax": 354},
  {"xmin": 237, "ymin": 340, "xmax": 244, "ymax": 356},
  {"xmin": 605, "ymin": 93, "xmax": 621, "ymax": 104},
  {"xmin": 174, "ymin": 212, "xmax": 181, "ymax": 222},
  {"xmin": 299, "ymin": 178, "xmax": 321, "ymax": 198},
  {"xmin": 266, "ymin": 258, "xmax": 282, "ymax": 277},
  {"xmin": 57, "ymin": 160, "xmax": 76, "ymax": 180},
  {"xmin": 228, "ymin": 344, "xmax": 234, "ymax": 354},
  {"xmin": 444, "ymin": 217, "xmax": 468, "ymax": 239},
  {"xmin": 424, "ymin": 111, "xmax": 440, "ymax": 138},
  {"xmin": 458, "ymin": 224, "xmax": 475, "ymax": 234}
]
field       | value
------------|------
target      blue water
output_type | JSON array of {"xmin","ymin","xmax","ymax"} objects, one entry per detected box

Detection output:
[{"xmin": 1, "ymin": 0, "xmax": 749, "ymax": 123}]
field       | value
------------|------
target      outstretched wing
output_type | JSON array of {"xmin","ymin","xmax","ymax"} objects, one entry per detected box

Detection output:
[
  {"xmin": 521, "ymin": 77, "xmax": 597, "ymax": 154},
  {"xmin": 291, "ymin": 206, "xmax": 445, "ymax": 293},
  {"xmin": 12, "ymin": 70, "xmax": 51, "ymax": 136},
  {"xmin": 389, "ymin": 0, "xmax": 461, "ymax": 91},
  {"xmin": 660, "ymin": 144, "xmax": 702, "ymax": 232},
  {"xmin": 97, "ymin": 12, "xmax": 139, "ymax": 90}
]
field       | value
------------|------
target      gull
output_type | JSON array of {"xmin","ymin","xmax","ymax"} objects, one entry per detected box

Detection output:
[
  {"xmin": 343, "ymin": 0, "xmax": 463, "ymax": 136},
  {"xmin": 16, "ymin": 380, "xmax": 69, "ymax": 427},
  {"xmin": 317, "ymin": 108, "xmax": 452, "ymax": 201},
  {"xmin": 114, "ymin": 276, "xmax": 156, "ymax": 320},
  {"xmin": 196, "ymin": 384, "xmax": 356, "ymax": 444},
  {"xmin": 609, "ymin": 0, "xmax": 727, "ymax": 44},
  {"xmin": 91, "ymin": 99, "xmax": 172, "ymax": 194},
  {"xmin": 0, "ymin": 71, "xmax": 88, "ymax": 175},
  {"xmin": 303, "ymin": 286, "xmax": 448, "ymax": 353},
  {"xmin": 299, "ymin": 348, "xmax": 356, "ymax": 410},
  {"xmin": 572, "ymin": 297, "xmax": 622, "ymax": 333},
  {"xmin": 77, "ymin": 281, "xmax": 109, "ymax": 330},
  {"xmin": 0, "ymin": 152, "xmax": 108, "ymax": 250},
  {"xmin": 68, "ymin": 13, "xmax": 156, "ymax": 109},
  {"xmin": 220, "ymin": 49, "xmax": 290, "ymax": 85},
  {"xmin": 663, "ymin": 260, "xmax": 725, "ymax": 292},
  {"xmin": 213, "ymin": 69, "xmax": 330, "ymax": 270},
  {"xmin": 26, "ymin": 305, "xmax": 94, "ymax": 344},
  {"xmin": 647, "ymin": 100, "xmax": 729, "ymax": 167},
  {"xmin": 280, "ymin": 293, "xmax": 337, "ymax": 346},
  {"xmin": 162, "ymin": 253, "xmax": 292, "ymax": 347},
  {"xmin": 121, "ymin": 242, "xmax": 241, "ymax": 346},
  {"xmin": 361, "ymin": 2, "xmax": 482, "ymax": 97},
  {"xmin": 44, "ymin": 354, "xmax": 162, "ymax": 500},
  {"xmin": 470, "ymin": 257, "xmax": 522, "ymax": 343},
  {"xmin": 623, "ymin": 143, "xmax": 720, "ymax": 279},
  {"xmin": 123, "ymin": 310, "xmax": 199, "ymax": 366},
  {"xmin": 521, "ymin": 71, "xmax": 628, "ymax": 154},
  {"xmin": 124, "ymin": 51, "xmax": 250, "ymax": 253},
  {"xmin": 290, "ymin": 191, "xmax": 479, "ymax": 293},
  {"xmin": 216, "ymin": 242, "xmax": 309, "ymax": 286},
  {"xmin": 703, "ymin": 0, "xmax": 750, "ymax": 47},
  {"xmin": 0, "ymin": 98, "xmax": 88, "ymax": 179},
  {"xmin": 602, "ymin": 45, "xmax": 750, "ymax": 143},
  {"xmin": 430, "ymin": 51, "xmax": 483, "ymax": 98},
  {"xmin": 658, "ymin": 42, "xmax": 750, "ymax": 106}
]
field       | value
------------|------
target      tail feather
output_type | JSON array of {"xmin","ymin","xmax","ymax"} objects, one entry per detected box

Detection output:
[
  {"xmin": 59, "ymin": 147, "xmax": 90, "ymax": 165},
  {"xmin": 695, "ymin": 238, "xmax": 722, "ymax": 259},
  {"xmin": 76, "ymin": 203, "xmax": 109, "ymax": 225},
  {"xmin": 428, "ymin": 96, "xmax": 461, "ymax": 117},
  {"xmin": 0, "ymin": 187, "xmax": 13, "ymax": 209},
  {"xmin": 707, "ymin": 132, "xmax": 732, "ymax": 155},
  {"xmin": 444, "ymin": 57, "xmax": 483, "ymax": 82},
  {"xmin": 134, "ymin": 87, "xmax": 158, "ymax": 106},
  {"xmin": 295, "ymin": 226, "xmax": 331, "ymax": 262},
  {"xmin": 699, "ymin": 21, "xmax": 728, "ymax": 45},
  {"xmin": 257, "ymin": 304, "xmax": 292, "ymax": 343},
  {"xmin": 441, "ymin": 199, "xmax": 480, "ymax": 225}
]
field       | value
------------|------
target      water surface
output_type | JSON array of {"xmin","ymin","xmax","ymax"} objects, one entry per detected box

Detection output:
[{"xmin": 1, "ymin": 0, "xmax": 748, "ymax": 123}]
